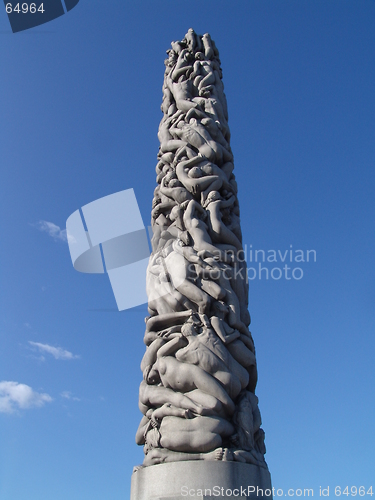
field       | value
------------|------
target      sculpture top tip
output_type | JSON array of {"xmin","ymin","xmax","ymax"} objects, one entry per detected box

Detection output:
[{"xmin": 168, "ymin": 29, "xmax": 219, "ymax": 62}]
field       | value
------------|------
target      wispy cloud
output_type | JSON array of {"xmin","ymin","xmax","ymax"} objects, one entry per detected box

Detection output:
[
  {"xmin": 0, "ymin": 381, "xmax": 52, "ymax": 414},
  {"xmin": 28, "ymin": 341, "xmax": 80, "ymax": 361},
  {"xmin": 60, "ymin": 391, "xmax": 80, "ymax": 402},
  {"xmin": 35, "ymin": 220, "xmax": 70, "ymax": 242}
]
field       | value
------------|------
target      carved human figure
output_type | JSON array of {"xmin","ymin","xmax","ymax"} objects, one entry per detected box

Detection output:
[
  {"xmin": 144, "ymin": 338, "xmax": 236, "ymax": 416},
  {"xmin": 157, "ymin": 415, "xmax": 234, "ymax": 453},
  {"xmin": 170, "ymin": 118, "xmax": 233, "ymax": 164},
  {"xmin": 184, "ymin": 28, "xmax": 202, "ymax": 53},
  {"xmin": 182, "ymin": 199, "xmax": 235, "ymax": 262},
  {"xmin": 158, "ymin": 112, "xmax": 186, "ymax": 154},
  {"xmin": 146, "ymin": 255, "xmax": 179, "ymax": 315},
  {"xmin": 139, "ymin": 380, "xmax": 204, "ymax": 417},
  {"xmin": 159, "ymin": 173, "xmax": 193, "ymax": 205},
  {"xmin": 163, "ymin": 240, "xmax": 211, "ymax": 314},
  {"xmin": 150, "ymin": 330, "xmax": 243, "ymax": 399},
  {"xmin": 175, "ymin": 153, "xmax": 234, "ymax": 204},
  {"xmin": 205, "ymin": 192, "xmax": 243, "ymax": 250},
  {"xmin": 166, "ymin": 73, "xmax": 204, "ymax": 113},
  {"xmin": 180, "ymin": 315, "xmax": 249, "ymax": 390}
]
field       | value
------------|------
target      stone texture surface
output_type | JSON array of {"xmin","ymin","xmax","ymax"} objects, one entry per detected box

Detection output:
[
  {"xmin": 133, "ymin": 30, "xmax": 271, "ymax": 496},
  {"xmin": 131, "ymin": 461, "xmax": 272, "ymax": 500}
]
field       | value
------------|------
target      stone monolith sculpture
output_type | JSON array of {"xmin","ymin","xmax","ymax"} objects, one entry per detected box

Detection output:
[{"xmin": 131, "ymin": 29, "xmax": 272, "ymax": 500}]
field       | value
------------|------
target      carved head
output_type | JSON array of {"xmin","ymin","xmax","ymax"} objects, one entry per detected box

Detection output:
[
  {"xmin": 143, "ymin": 364, "xmax": 160, "ymax": 385},
  {"xmin": 205, "ymin": 190, "xmax": 221, "ymax": 205},
  {"xmin": 188, "ymin": 167, "xmax": 203, "ymax": 179},
  {"xmin": 212, "ymin": 300, "xmax": 229, "ymax": 317},
  {"xmin": 168, "ymin": 178, "xmax": 182, "ymax": 188}
]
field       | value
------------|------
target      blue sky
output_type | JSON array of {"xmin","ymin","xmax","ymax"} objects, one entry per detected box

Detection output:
[{"xmin": 1, "ymin": 1, "xmax": 374, "ymax": 498}]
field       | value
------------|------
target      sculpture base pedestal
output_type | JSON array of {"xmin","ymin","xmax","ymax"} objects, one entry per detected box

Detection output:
[{"xmin": 130, "ymin": 460, "xmax": 272, "ymax": 500}]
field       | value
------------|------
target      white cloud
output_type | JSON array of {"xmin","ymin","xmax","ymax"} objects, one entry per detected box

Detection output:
[
  {"xmin": 0, "ymin": 381, "xmax": 52, "ymax": 414},
  {"xmin": 28, "ymin": 341, "xmax": 80, "ymax": 361},
  {"xmin": 35, "ymin": 220, "xmax": 72, "ymax": 242},
  {"xmin": 60, "ymin": 391, "xmax": 80, "ymax": 401}
]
